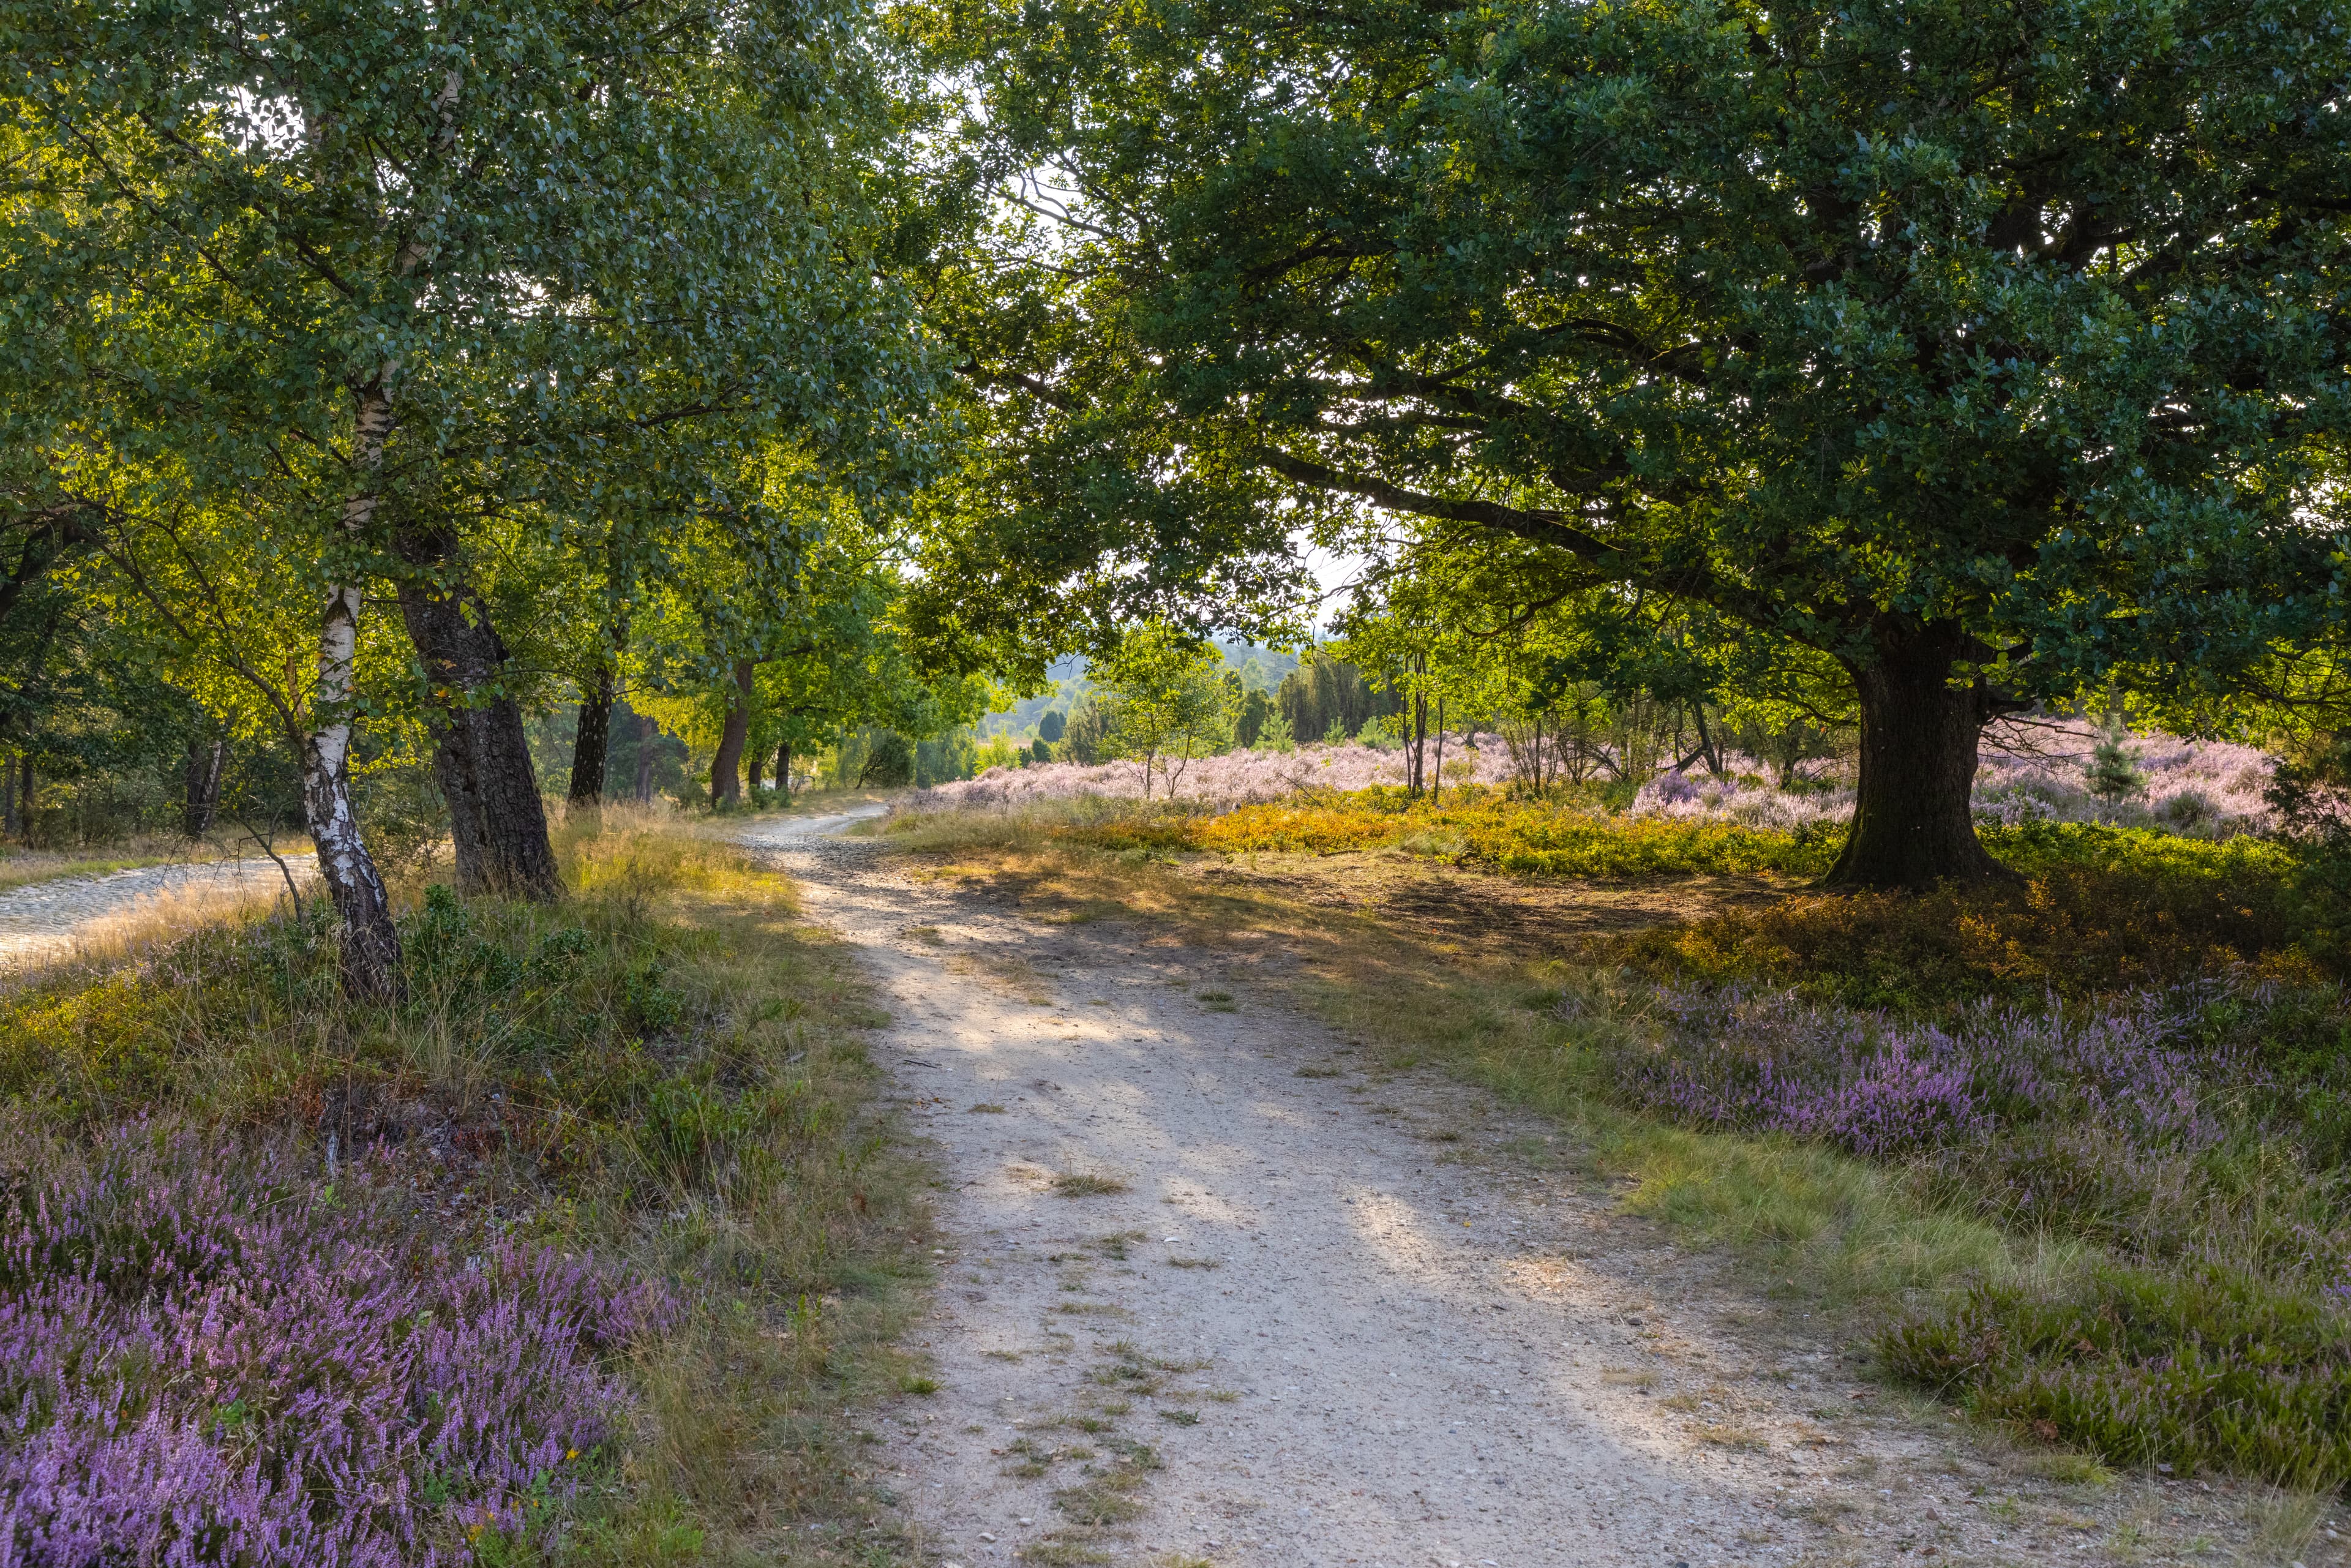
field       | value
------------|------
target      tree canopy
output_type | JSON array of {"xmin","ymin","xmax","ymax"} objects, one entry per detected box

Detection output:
[{"xmin": 910, "ymin": 0, "xmax": 2351, "ymax": 883}]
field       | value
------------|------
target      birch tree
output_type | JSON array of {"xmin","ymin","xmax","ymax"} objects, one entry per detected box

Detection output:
[{"xmin": 6, "ymin": 0, "xmax": 936, "ymax": 980}]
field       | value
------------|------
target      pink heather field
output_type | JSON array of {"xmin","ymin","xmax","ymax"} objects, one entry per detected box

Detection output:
[{"xmin": 914, "ymin": 716, "xmax": 2278, "ymax": 836}]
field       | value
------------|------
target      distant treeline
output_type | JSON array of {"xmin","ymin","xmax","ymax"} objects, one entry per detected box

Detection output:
[{"xmin": 1273, "ymin": 653, "xmax": 1404, "ymax": 745}]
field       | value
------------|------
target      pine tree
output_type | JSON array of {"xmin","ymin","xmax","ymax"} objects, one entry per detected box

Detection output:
[{"xmin": 2085, "ymin": 719, "xmax": 2145, "ymax": 805}]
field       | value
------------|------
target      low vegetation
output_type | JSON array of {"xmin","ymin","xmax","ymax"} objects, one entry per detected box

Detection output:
[
  {"xmin": 1, "ymin": 817, "xmax": 926, "ymax": 1565},
  {"xmin": 878, "ymin": 787, "xmax": 2351, "ymax": 1492}
]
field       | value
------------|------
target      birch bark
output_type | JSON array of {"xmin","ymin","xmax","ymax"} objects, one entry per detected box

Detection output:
[{"xmin": 306, "ymin": 381, "xmax": 403, "ymax": 1001}]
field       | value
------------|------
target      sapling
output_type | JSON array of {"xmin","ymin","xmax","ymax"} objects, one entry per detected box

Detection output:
[{"xmin": 2085, "ymin": 719, "xmax": 2147, "ymax": 806}]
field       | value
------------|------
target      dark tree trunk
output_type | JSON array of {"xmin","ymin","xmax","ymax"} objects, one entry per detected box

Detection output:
[
  {"xmin": 745, "ymin": 742, "xmax": 764, "ymax": 798},
  {"xmin": 1689, "ymin": 705, "xmax": 1723, "ymax": 777},
  {"xmin": 570, "ymin": 662, "xmax": 612, "ymax": 806},
  {"xmin": 635, "ymin": 712, "xmax": 656, "ymax": 803},
  {"xmin": 15, "ymin": 756, "xmax": 29, "ymax": 845},
  {"xmin": 1410, "ymin": 687, "xmax": 1427, "ymax": 795},
  {"xmin": 710, "ymin": 659, "xmax": 752, "ymax": 807},
  {"xmin": 182, "ymin": 737, "xmax": 225, "ymax": 837},
  {"xmin": 1821, "ymin": 619, "xmax": 2011, "ymax": 890},
  {"xmin": 774, "ymin": 739, "xmax": 791, "ymax": 803},
  {"xmin": 393, "ymin": 532, "xmax": 560, "ymax": 901},
  {"xmin": 569, "ymin": 609, "xmax": 627, "ymax": 808},
  {"xmin": 1431, "ymin": 696, "xmax": 1445, "ymax": 806}
]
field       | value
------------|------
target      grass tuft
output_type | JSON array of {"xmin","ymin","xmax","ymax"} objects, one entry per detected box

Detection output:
[{"xmin": 1053, "ymin": 1172, "xmax": 1130, "ymax": 1198}]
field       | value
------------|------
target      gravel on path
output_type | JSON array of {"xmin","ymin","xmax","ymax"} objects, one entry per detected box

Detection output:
[
  {"xmin": 735, "ymin": 814, "xmax": 2288, "ymax": 1566},
  {"xmin": 0, "ymin": 856, "xmax": 308, "ymax": 972}
]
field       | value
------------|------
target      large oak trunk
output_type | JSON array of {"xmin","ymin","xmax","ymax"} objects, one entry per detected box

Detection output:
[
  {"xmin": 394, "ymin": 531, "xmax": 560, "ymax": 901},
  {"xmin": 1821, "ymin": 619, "xmax": 2009, "ymax": 890},
  {"xmin": 710, "ymin": 660, "xmax": 752, "ymax": 806}
]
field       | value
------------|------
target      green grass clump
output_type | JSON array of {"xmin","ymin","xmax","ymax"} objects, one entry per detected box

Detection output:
[{"xmin": 1884, "ymin": 1262, "xmax": 2351, "ymax": 1487}]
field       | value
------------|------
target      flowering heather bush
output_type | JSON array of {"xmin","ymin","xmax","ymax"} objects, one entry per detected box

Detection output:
[
  {"xmin": 1974, "ymin": 719, "xmax": 2274, "ymax": 835},
  {"xmin": 913, "ymin": 738, "xmax": 1518, "ymax": 812},
  {"xmin": 1622, "ymin": 721, "xmax": 2274, "ymax": 838},
  {"xmin": 922, "ymin": 720, "xmax": 2276, "ymax": 852},
  {"xmin": 1608, "ymin": 981, "xmax": 2249, "ymax": 1160},
  {"xmin": 0, "ymin": 1126, "xmax": 669, "ymax": 1565},
  {"xmin": 1575, "ymin": 965, "xmax": 2351, "ymax": 1482}
]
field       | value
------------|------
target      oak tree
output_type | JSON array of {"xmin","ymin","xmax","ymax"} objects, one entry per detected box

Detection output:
[{"xmin": 916, "ymin": 0, "xmax": 2351, "ymax": 884}]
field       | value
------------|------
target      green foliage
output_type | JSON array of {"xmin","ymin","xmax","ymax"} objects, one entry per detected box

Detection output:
[
  {"xmin": 922, "ymin": 0, "xmax": 2351, "ymax": 689},
  {"xmin": 1273, "ymin": 654, "xmax": 1394, "ymax": 746},
  {"xmin": 1093, "ymin": 623, "xmax": 1235, "ymax": 797},
  {"xmin": 2085, "ymin": 719, "xmax": 2149, "ymax": 805},
  {"xmin": 1062, "ymin": 703, "xmax": 1109, "ymax": 765},
  {"xmin": 2, "ymin": 0, "xmax": 942, "ymax": 916},
  {"xmin": 857, "ymin": 731, "xmax": 915, "ymax": 788},
  {"xmin": 1038, "ymin": 710, "xmax": 1067, "ymax": 743},
  {"xmin": 1883, "ymin": 1264, "xmax": 2351, "ymax": 1487},
  {"xmin": 1234, "ymin": 688, "xmax": 1272, "ymax": 748},
  {"xmin": 910, "ymin": 0, "xmax": 2351, "ymax": 882}
]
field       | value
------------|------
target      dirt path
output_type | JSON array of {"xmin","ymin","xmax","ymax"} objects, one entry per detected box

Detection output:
[
  {"xmin": 0, "ymin": 856, "xmax": 307, "ymax": 971},
  {"xmin": 743, "ymin": 813, "xmax": 2267, "ymax": 1568}
]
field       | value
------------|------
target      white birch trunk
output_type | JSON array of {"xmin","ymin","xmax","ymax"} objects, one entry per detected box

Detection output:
[{"xmin": 306, "ymin": 382, "xmax": 402, "ymax": 1000}]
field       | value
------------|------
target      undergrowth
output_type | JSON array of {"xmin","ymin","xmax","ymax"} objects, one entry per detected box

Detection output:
[
  {"xmin": 1602, "ymin": 822, "xmax": 2308, "ymax": 1010},
  {"xmin": 1051, "ymin": 786, "xmax": 1836, "ymax": 878},
  {"xmin": 897, "ymin": 790, "xmax": 2322, "ymax": 1009},
  {"xmin": 0, "ymin": 816, "xmax": 927, "ymax": 1566}
]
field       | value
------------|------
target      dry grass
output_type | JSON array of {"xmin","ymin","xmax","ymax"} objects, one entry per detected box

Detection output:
[{"xmin": 1054, "ymin": 1171, "xmax": 1132, "ymax": 1198}]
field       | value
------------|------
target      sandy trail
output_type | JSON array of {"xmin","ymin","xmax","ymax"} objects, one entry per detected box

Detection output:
[
  {"xmin": 0, "ymin": 856, "xmax": 307, "ymax": 971},
  {"xmin": 740, "ymin": 813, "xmax": 2255, "ymax": 1568}
]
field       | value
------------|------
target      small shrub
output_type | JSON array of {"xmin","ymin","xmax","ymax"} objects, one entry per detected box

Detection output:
[{"xmin": 2085, "ymin": 719, "xmax": 2148, "ymax": 805}]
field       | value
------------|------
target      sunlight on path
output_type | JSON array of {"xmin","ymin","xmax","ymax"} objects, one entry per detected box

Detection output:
[
  {"xmin": 726, "ymin": 811, "xmax": 2205, "ymax": 1568},
  {"xmin": 0, "ymin": 857, "xmax": 309, "ymax": 970}
]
